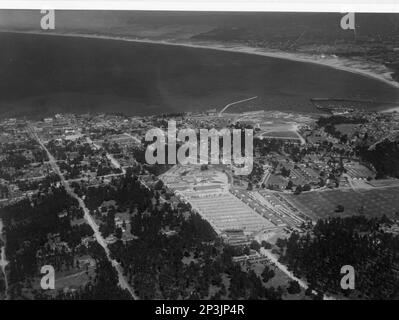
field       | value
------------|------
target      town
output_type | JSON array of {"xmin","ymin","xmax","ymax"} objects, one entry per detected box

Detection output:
[{"xmin": 1, "ymin": 106, "xmax": 399, "ymax": 300}]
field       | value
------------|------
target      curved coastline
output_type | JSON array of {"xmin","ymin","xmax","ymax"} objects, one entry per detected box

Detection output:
[
  {"xmin": 2, "ymin": 29, "xmax": 399, "ymax": 91},
  {"xmin": 1, "ymin": 29, "xmax": 399, "ymax": 114}
]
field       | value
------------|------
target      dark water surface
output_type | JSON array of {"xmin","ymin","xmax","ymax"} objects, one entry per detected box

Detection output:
[{"xmin": 0, "ymin": 32, "xmax": 398, "ymax": 118}]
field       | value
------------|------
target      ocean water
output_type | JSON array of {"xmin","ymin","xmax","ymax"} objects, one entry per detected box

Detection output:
[{"xmin": 0, "ymin": 32, "xmax": 398, "ymax": 118}]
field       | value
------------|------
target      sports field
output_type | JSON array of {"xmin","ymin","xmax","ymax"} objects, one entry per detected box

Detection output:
[
  {"xmin": 259, "ymin": 131, "xmax": 301, "ymax": 141},
  {"xmin": 282, "ymin": 187, "xmax": 399, "ymax": 220}
]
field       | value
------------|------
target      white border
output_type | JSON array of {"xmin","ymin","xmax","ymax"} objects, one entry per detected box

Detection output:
[{"xmin": 0, "ymin": 1, "xmax": 398, "ymax": 13}]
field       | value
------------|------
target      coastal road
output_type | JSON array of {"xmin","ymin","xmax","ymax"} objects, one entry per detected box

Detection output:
[{"xmin": 29, "ymin": 126, "xmax": 138, "ymax": 300}]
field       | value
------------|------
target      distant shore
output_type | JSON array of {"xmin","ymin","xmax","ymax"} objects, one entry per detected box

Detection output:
[
  {"xmin": 382, "ymin": 106, "xmax": 399, "ymax": 113},
  {"xmin": 1, "ymin": 29, "xmax": 399, "ymax": 112}
]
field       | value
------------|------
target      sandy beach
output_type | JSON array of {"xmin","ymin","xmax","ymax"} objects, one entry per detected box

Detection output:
[
  {"xmin": 382, "ymin": 106, "xmax": 399, "ymax": 113},
  {"xmin": 0, "ymin": 218, "xmax": 8, "ymax": 275}
]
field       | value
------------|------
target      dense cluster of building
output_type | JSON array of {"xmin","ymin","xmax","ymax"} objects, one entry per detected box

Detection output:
[{"xmin": 1, "ymin": 109, "xmax": 399, "ymax": 262}]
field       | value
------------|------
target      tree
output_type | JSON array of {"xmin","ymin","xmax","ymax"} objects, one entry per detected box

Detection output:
[
  {"xmin": 154, "ymin": 180, "xmax": 164, "ymax": 190},
  {"xmin": 261, "ymin": 266, "xmax": 275, "ymax": 283},
  {"xmin": 115, "ymin": 227, "xmax": 123, "ymax": 240},
  {"xmin": 294, "ymin": 185, "xmax": 303, "ymax": 195},
  {"xmin": 261, "ymin": 241, "xmax": 272, "ymax": 249},
  {"xmin": 287, "ymin": 280, "xmax": 301, "ymax": 294},
  {"xmin": 335, "ymin": 205, "xmax": 344, "ymax": 213},
  {"xmin": 250, "ymin": 241, "xmax": 261, "ymax": 251},
  {"xmin": 305, "ymin": 287, "xmax": 313, "ymax": 296},
  {"xmin": 275, "ymin": 238, "xmax": 286, "ymax": 249},
  {"xmin": 281, "ymin": 167, "xmax": 291, "ymax": 178}
]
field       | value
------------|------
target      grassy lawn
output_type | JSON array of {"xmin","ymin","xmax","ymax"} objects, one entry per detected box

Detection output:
[{"xmin": 284, "ymin": 187, "xmax": 399, "ymax": 220}]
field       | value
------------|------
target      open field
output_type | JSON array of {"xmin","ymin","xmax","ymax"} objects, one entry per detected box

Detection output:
[
  {"xmin": 335, "ymin": 123, "xmax": 359, "ymax": 136},
  {"xmin": 29, "ymin": 268, "xmax": 95, "ymax": 297},
  {"xmin": 282, "ymin": 187, "xmax": 399, "ymax": 220},
  {"xmin": 259, "ymin": 131, "xmax": 301, "ymax": 141},
  {"xmin": 237, "ymin": 111, "xmax": 310, "ymax": 144},
  {"xmin": 260, "ymin": 131, "xmax": 299, "ymax": 138},
  {"xmin": 367, "ymin": 179, "xmax": 399, "ymax": 188}
]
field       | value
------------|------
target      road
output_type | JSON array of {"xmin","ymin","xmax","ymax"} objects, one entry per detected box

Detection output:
[
  {"xmin": 259, "ymin": 247, "xmax": 335, "ymax": 300},
  {"xmin": 56, "ymin": 266, "xmax": 95, "ymax": 283},
  {"xmin": 29, "ymin": 126, "xmax": 138, "ymax": 300},
  {"xmin": 218, "ymin": 96, "xmax": 258, "ymax": 116},
  {"xmin": 260, "ymin": 168, "xmax": 271, "ymax": 187},
  {"xmin": 294, "ymin": 131, "xmax": 306, "ymax": 145},
  {"xmin": 123, "ymin": 132, "xmax": 141, "ymax": 144},
  {"xmin": 106, "ymin": 153, "xmax": 126, "ymax": 174},
  {"xmin": 368, "ymin": 131, "xmax": 399, "ymax": 150},
  {"xmin": 66, "ymin": 172, "xmax": 124, "ymax": 183},
  {"xmin": 343, "ymin": 173, "xmax": 361, "ymax": 193},
  {"xmin": 291, "ymin": 124, "xmax": 306, "ymax": 145}
]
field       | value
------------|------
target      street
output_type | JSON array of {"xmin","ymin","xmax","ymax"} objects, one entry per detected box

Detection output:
[{"xmin": 29, "ymin": 126, "xmax": 138, "ymax": 300}]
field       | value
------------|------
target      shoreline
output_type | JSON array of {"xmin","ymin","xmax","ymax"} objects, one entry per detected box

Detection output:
[
  {"xmin": 382, "ymin": 106, "xmax": 399, "ymax": 113},
  {"xmin": 0, "ymin": 219, "xmax": 7, "ymax": 269},
  {"xmin": 1, "ymin": 29, "xmax": 399, "ymax": 112},
  {"xmin": 0, "ymin": 218, "xmax": 8, "ymax": 298}
]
